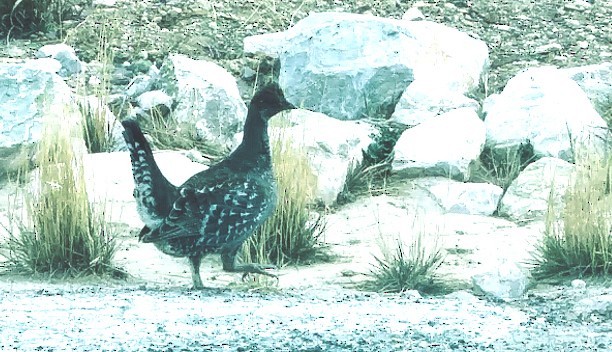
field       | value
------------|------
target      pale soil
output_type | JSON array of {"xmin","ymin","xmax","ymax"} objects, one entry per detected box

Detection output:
[{"xmin": 2, "ymin": 184, "xmax": 612, "ymax": 351}]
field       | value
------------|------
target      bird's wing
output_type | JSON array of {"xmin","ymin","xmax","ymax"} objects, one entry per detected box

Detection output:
[{"xmin": 141, "ymin": 182, "xmax": 272, "ymax": 246}]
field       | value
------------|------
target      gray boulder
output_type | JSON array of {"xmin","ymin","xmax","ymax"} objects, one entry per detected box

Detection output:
[
  {"xmin": 246, "ymin": 12, "xmax": 489, "ymax": 121},
  {"xmin": 562, "ymin": 62, "xmax": 612, "ymax": 117},
  {"xmin": 411, "ymin": 177, "xmax": 503, "ymax": 216},
  {"xmin": 390, "ymin": 78, "xmax": 480, "ymax": 127},
  {"xmin": 498, "ymin": 157, "xmax": 574, "ymax": 222},
  {"xmin": 35, "ymin": 43, "xmax": 82, "ymax": 77},
  {"xmin": 0, "ymin": 60, "xmax": 73, "ymax": 174},
  {"xmin": 268, "ymin": 109, "xmax": 376, "ymax": 205},
  {"xmin": 484, "ymin": 66, "xmax": 607, "ymax": 162},
  {"xmin": 472, "ymin": 262, "xmax": 529, "ymax": 301},
  {"xmin": 393, "ymin": 107, "xmax": 486, "ymax": 181},
  {"xmin": 158, "ymin": 54, "xmax": 247, "ymax": 149}
]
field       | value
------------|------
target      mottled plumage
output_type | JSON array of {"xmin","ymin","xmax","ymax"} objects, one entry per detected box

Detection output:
[{"xmin": 122, "ymin": 83, "xmax": 294, "ymax": 289}]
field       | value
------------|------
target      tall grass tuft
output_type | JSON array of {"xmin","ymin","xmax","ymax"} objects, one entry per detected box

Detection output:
[
  {"xmin": 79, "ymin": 98, "xmax": 116, "ymax": 153},
  {"xmin": 530, "ymin": 156, "xmax": 612, "ymax": 277},
  {"xmin": 366, "ymin": 219, "xmax": 444, "ymax": 293},
  {"xmin": 79, "ymin": 21, "xmax": 116, "ymax": 154},
  {"xmin": 2, "ymin": 108, "xmax": 117, "ymax": 276},
  {"xmin": 242, "ymin": 134, "xmax": 325, "ymax": 269}
]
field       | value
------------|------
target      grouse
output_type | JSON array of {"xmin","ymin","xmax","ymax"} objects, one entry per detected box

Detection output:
[{"xmin": 122, "ymin": 83, "xmax": 294, "ymax": 289}]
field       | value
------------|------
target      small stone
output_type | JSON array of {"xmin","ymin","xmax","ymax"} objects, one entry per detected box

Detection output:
[
  {"xmin": 564, "ymin": 0, "xmax": 592, "ymax": 11},
  {"xmin": 577, "ymin": 41, "xmax": 589, "ymax": 49},
  {"xmin": 402, "ymin": 7, "xmax": 425, "ymax": 21},
  {"xmin": 571, "ymin": 279, "xmax": 586, "ymax": 289},
  {"xmin": 535, "ymin": 43, "xmax": 562, "ymax": 54}
]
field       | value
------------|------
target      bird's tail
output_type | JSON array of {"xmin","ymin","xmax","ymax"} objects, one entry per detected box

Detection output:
[{"xmin": 121, "ymin": 119, "xmax": 177, "ymax": 221}]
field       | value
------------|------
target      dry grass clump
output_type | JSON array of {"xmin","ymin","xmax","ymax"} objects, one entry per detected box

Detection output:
[
  {"xmin": 1, "ymin": 108, "xmax": 118, "ymax": 276},
  {"xmin": 470, "ymin": 142, "xmax": 536, "ymax": 191},
  {"xmin": 242, "ymin": 133, "xmax": 325, "ymax": 270},
  {"xmin": 366, "ymin": 218, "xmax": 444, "ymax": 293},
  {"xmin": 530, "ymin": 155, "xmax": 612, "ymax": 278}
]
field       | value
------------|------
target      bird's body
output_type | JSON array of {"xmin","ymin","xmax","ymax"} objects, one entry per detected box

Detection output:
[{"xmin": 122, "ymin": 83, "xmax": 293, "ymax": 289}]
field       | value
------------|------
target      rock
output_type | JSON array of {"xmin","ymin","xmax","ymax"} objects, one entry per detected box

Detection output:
[
  {"xmin": 483, "ymin": 66, "xmax": 607, "ymax": 162},
  {"xmin": 498, "ymin": 157, "xmax": 574, "ymax": 222},
  {"xmin": 472, "ymin": 262, "xmax": 529, "ymax": 300},
  {"xmin": 402, "ymin": 6, "xmax": 425, "ymax": 21},
  {"xmin": 571, "ymin": 279, "xmax": 587, "ymax": 290},
  {"xmin": 126, "ymin": 74, "xmax": 157, "ymax": 98},
  {"xmin": 158, "ymin": 54, "xmax": 247, "ymax": 149},
  {"xmin": 246, "ymin": 12, "xmax": 488, "ymax": 120},
  {"xmin": 572, "ymin": 295, "xmax": 612, "ymax": 320},
  {"xmin": 412, "ymin": 177, "xmax": 503, "ymax": 216},
  {"xmin": 135, "ymin": 90, "xmax": 173, "ymax": 111},
  {"xmin": 0, "ymin": 60, "xmax": 73, "ymax": 177},
  {"xmin": 35, "ymin": 43, "xmax": 82, "ymax": 77},
  {"xmin": 390, "ymin": 79, "xmax": 480, "ymax": 127},
  {"xmin": 268, "ymin": 109, "xmax": 376, "ymax": 205},
  {"xmin": 445, "ymin": 290, "xmax": 481, "ymax": 303},
  {"xmin": 243, "ymin": 31, "xmax": 288, "ymax": 58},
  {"xmin": 564, "ymin": 0, "xmax": 592, "ymax": 11},
  {"xmin": 393, "ymin": 107, "xmax": 486, "ymax": 181},
  {"xmin": 562, "ymin": 62, "xmax": 612, "ymax": 117}
]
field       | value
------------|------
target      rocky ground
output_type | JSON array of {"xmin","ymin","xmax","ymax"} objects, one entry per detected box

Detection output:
[{"xmin": 1, "ymin": 0, "xmax": 612, "ymax": 351}]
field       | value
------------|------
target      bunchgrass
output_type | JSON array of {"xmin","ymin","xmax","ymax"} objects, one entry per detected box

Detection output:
[
  {"xmin": 78, "ymin": 19, "xmax": 116, "ymax": 154},
  {"xmin": 366, "ymin": 219, "xmax": 444, "ymax": 293},
  {"xmin": 137, "ymin": 109, "xmax": 229, "ymax": 162},
  {"xmin": 471, "ymin": 142, "xmax": 536, "ymax": 190},
  {"xmin": 242, "ymin": 132, "xmax": 325, "ymax": 272},
  {"xmin": 1, "ymin": 107, "xmax": 118, "ymax": 276},
  {"xmin": 79, "ymin": 98, "xmax": 116, "ymax": 153},
  {"xmin": 336, "ymin": 157, "xmax": 392, "ymax": 205},
  {"xmin": 530, "ymin": 155, "xmax": 612, "ymax": 278}
]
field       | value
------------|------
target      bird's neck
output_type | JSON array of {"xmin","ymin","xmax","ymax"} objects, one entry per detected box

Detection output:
[{"xmin": 230, "ymin": 108, "xmax": 272, "ymax": 164}]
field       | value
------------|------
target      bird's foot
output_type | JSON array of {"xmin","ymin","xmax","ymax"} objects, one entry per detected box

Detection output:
[{"xmin": 230, "ymin": 263, "xmax": 278, "ymax": 282}]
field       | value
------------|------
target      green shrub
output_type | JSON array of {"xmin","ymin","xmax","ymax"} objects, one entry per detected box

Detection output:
[
  {"xmin": 366, "ymin": 221, "xmax": 444, "ymax": 293},
  {"xmin": 1, "ymin": 108, "xmax": 118, "ymax": 276},
  {"xmin": 242, "ymin": 133, "xmax": 325, "ymax": 270},
  {"xmin": 530, "ymin": 156, "xmax": 612, "ymax": 277}
]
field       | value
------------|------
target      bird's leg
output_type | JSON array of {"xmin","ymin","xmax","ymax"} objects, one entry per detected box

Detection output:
[
  {"xmin": 189, "ymin": 255, "xmax": 204, "ymax": 289},
  {"xmin": 220, "ymin": 247, "xmax": 278, "ymax": 281}
]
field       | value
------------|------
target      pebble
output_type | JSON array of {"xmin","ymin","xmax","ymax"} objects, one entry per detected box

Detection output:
[{"xmin": 571, "ymin": 279, "xmax": 586, "ymax": 289}]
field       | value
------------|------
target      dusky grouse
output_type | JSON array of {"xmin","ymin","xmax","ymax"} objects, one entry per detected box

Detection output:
[{"xmin": 122, "ymin": 83, "xmax": 294, "ymax": 289}]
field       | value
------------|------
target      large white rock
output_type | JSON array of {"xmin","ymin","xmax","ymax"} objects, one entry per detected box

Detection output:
[
  {"xmin": 246, "ymin": 12, "xmax": 489, "ymax": 121},
  {"xmin": 35, "ymin": 43, "xmax": 82, "ymax": 77},
  {"xmin": 0, "ymin": 60, "xmax": 75, "ymax": 177},
  {"xmin": 158, "ymin": 54, "xmax": 247, "ymax": 149},
  {"xmin": 483, "ymin": 66, "xmax": 607, "ymax": 162},
  {"xmin": 393, "ymin": 107, "xmax": 486, "ymax": 181},
  {"xmin": 390, "ymin": 78, "xmax": 480, "ymax": 127},
  {"xmin": 498, "ymin": 157, "xmax": 575, "ymax": 222},
  {"xmin": 410, "ymin": 177, "xmax": 503, "ymax": 216},
  {"xmin": 562, "ymin": 62, "xmax": 612, "ymax": 117},
  {"xmin": 268, "ymin": 109, "xmax": 376, "ymax": 205}
]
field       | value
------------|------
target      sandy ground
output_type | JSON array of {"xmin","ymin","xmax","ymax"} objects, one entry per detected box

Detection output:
[{"xmin": 1, "ymin": 183, "xmax": 612, "ymax": 351}]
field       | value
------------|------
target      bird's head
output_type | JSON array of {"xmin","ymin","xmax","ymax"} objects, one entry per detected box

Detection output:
[{"xmin": 249, "ymin": 83, "xmax": 295, "ymax": 121}]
